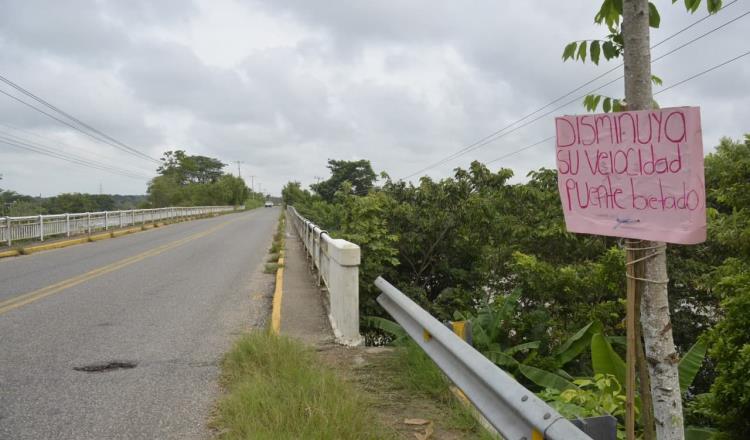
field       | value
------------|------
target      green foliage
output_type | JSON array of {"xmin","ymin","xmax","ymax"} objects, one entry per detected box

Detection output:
[
  {"xmin": 310, "ymin": 159, "xmax": 377, "ymax": 202},
  {"xmin": 288, "ymin": 135, "xmax": 749, "ymax": 434},
  {"xmin": 591, "ymin": 333, "xmax": 626, "ymax": 387},
  {"xmin": 566, "ymin": 0, "xmax": 723, "ymax": 112},
  {"xmin": 147, "ymin": 151, "xmax": 250, "ymax": 208},
  {"xmin": 157, "ymin": 150, "xmax": 225, "ymax": 185},
  {"xmin": 540, "ymin": 374, "xmax": 628, "ymax": 439}
]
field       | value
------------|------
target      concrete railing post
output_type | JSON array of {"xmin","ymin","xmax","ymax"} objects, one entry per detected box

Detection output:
[
  {"xmin": 66, "ymin": 214, "xmax": 70, "ymax": 237},
  {"xmin": 323, "ymin": 237, "xmax": 363, "ymax": 346},
  {"xmin": 6, "ymin": 216, "xmax": 11, "ymax": 247},
  {"xmin": 87, "ymin": 213, "xmax": 92, "ymax": 235},
  {"xmin": 39, "ymin": 215, "xmax": 44, "ymax": 241},
  {"xmin": 104, "ymin": 211, "xmax": 108, "ymax": 231}
]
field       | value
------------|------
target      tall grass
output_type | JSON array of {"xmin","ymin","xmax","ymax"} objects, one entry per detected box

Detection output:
[{"xmin": 213, "ymin": 331, "xmax": 393, "ymax": 440}]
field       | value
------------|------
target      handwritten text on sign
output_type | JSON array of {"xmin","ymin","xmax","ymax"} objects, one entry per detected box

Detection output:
[{"xmin": 555, "ymin": 106, "xmax": 706, "ymax": 244}]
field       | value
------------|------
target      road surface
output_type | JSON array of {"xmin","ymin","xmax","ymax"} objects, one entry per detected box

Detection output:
[{"xmin": 0, "ymin": 207, "xmax": 278, "ymax": 439}]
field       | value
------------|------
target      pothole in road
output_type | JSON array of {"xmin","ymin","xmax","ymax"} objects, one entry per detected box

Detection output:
[{"xmin": 73, "ymin": 361, "xmax": 137, "ymax": 373}]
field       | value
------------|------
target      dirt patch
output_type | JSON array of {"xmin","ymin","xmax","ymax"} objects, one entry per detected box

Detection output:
[{"xmin": 316, "ymin": 344, "xmax": 480, "ymax": 440}]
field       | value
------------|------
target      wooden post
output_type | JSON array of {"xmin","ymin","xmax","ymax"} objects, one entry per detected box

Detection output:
[{"xmin": 625, "ymin": 240, "xmax": 638, "ymax": 440}]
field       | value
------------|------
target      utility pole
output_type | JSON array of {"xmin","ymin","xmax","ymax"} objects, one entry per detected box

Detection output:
[
  {"xmin": 235, "ymin": 160, "xmax": 243, "ymax": 178},
  {"xmin": 249, "ymin": 175, "xmax": 256, "ymax": 200},
  {"xmin": 622, "ymin": 1, "xmax": 683, "ymax": 439}
]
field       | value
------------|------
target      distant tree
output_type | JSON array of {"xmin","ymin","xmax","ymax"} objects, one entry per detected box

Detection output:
[
  {"xmin": 157, "ymin": 150, "xmax": 225, "ymax": 185},
  {"xmin": 310, "ymin": 159, "xmax": 377, "ymax": 202},
  {"xmin": 282, "ymin": 181, "xmax": 312, "ymax": 206}
]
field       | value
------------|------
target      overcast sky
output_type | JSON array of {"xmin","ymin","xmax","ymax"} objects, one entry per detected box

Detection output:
[{"xmin": 0, "ymin": 0, "xmax": 747, "ymax": 197}]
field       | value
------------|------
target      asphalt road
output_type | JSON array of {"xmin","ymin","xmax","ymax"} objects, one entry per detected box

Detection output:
[{"xmin": 0, "ymin": 207, "xmax": 279, "ymax": 440}]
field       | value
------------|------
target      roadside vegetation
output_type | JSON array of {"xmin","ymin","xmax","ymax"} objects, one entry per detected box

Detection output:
[
  {"xmin": 264, "ymin": 211, "xmax": 285, "ymax": 274},
  {"xmin": 1, "ymin": 150, "xmax": 267, "ymax": 217},
  {"xmin": 212, "ymin": 331, "xmax": 391, "ymax": 440},
  {"xmin": 282, "ymin": 135, "xmax": 750, "ymax": 438}
]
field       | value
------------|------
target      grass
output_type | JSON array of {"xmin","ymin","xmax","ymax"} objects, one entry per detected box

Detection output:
[
  {"xmin": 212, "ymin": 331, "xmax": 393, "ymax": 440},
  {"xmin": 264, "ymin": 262, "xmax": 283, "ymax": 274},
  {"xmin": 386, "ymin": 341, "xmax": 498, "ymax": 438}
]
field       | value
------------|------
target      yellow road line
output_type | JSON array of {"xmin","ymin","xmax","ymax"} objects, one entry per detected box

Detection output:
[
  {"xmin": 0, "ymin": 218, "xmax": 237, "ymax": 316},
  {"xmin": 271, "ymin": 255, "xmax": 284, "ymax": 334}
]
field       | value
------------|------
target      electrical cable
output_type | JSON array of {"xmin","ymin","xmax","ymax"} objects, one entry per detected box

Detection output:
[
  {"xmin": 400, "ymin": 4, "xmax": 748, "ymax": 180},
  {"xmin": 0, "ymin": 74, "xmax": 160, "ymax": 164}
]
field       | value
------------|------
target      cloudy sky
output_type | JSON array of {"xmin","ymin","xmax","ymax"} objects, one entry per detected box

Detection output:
[{"xmin": 0, "ymin": 0, "xmax": 747, "ymax": 197}]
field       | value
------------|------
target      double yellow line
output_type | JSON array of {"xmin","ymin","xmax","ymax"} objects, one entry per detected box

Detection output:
[{"xmin": 0, "ymin": 219, "xmax": 236, "ymax": 316}]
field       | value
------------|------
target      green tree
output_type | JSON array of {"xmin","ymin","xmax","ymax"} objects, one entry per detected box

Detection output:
[
  {"xmin": 311, "ymin": 159, "xmax": 377, "ymax": 202},
  {"xmin": 698, "ymin": 135, "xmax": 750, "ymax": 437}
]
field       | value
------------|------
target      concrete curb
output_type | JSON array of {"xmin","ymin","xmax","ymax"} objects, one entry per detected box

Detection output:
[{"xmin": 271, "ymin": 252, "xmax": 285, "ymax": 334}]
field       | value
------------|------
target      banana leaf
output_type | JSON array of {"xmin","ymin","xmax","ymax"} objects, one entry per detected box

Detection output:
[
  {"xmin": 519, "ymin": 363, "xmax": 578, "ymax": 391},
  {"xmin": 555, "ymin": 321, "xmax": 603, "ymax": 365},
  {"xmin": 679, "ymin": 339, "xmax": 708, "ymax": 394},
  {"xmin": 591, "ymin": 332, "xmax": 626, "ymax": 387}
]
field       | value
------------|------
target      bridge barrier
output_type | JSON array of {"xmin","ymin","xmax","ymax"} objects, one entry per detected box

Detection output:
[
  {"xmin": 287, "ymin": 206, "xmax": 363, "ymax": 346},
  {"xmin": 0, "ymin": 206, "xmax": 239, "ymax": 247},
  {"xmin": 375, "ymin": 276, "xmax": 595, "ymax": 440}
]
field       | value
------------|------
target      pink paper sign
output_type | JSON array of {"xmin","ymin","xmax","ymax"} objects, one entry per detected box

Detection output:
[{"xmin": 555, "ymin": 106, "xmax": 706, "ymax": 244}]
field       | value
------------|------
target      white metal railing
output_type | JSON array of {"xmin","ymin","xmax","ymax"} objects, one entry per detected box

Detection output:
[
  {"xmin": 287, "ymin": 206, "xmax": 363, "ymax": 346},
  {"xmin": 1, "ymin": 206, "xmax": 239, "ymax": 247}
]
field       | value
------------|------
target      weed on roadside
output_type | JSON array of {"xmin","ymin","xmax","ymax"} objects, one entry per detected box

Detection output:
[{"xmin": 212, "ymin": 331, "xmax": 392, "ymax": 440}]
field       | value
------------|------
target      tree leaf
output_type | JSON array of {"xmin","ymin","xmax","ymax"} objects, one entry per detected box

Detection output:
[
  {"xmin": 707, "ymin": 0, "xmax": 722, "ymax": 14},
  {"xmin": 602, "ymin": 40, "xmax": 617, "ymax": 60},
  {"xmin": 577, "ymin": 41, "xmax": 588, "ymax": 62},
  {"xmin": 679, "ymin": 338, "xmax": 708, "ymax": 394},
  {"xmin": 651, "ymin": 74, "xmax": 663, "ymax": 86},
  {"xmin": 555, "ymin": 321, "xmax": 602, "ymax": 365},
  {"xmin": 591, "ymin": 333, "xmax": 626, "ymax": 387},
  {"xmin": 649, "ymin": 2, "xmax": 661, "ymax": 28},
  {"xmin": 684, "ymin": 0, "xmax": 701, "ymax": 13},
  {"xmin": 603, "ymin": 97, "xmax": 612, "ymax": 113},
  {"xmin": 684, "ymin": 426, "xmax": 719, "ymax": 440},
  {"xmin": 519, "ymin": 364, "xmax": 578, "ymax": 391},
  {"xmin": 505, "ymin": 341, "xmax": 541, "ymax": 355},
  {"xmin": 591, "ymin": 95, "xmax": 602, "ymax": 111},
  {"xmin": 562, "ymin": 42, "xmax": 577, "ymax": 61},
  {"xmin": 486, "ymin": 350, "xmax": 519, "ymax": 368},
  {"xmin": 590, "ymin": 40, "xmax": 601, "ymax": 65},
  {"xmin": 613, "ymin": 99, "xmax": 623, "ymax": 112}
]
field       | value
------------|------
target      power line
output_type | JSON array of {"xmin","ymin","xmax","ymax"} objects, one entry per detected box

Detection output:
[
  {"xmin": 0, "ymin": 121, "xmax": 155, "ymax": 174},
  {"xmin": 473, "ymin": 50, "xmax": 750, "ymax": 171},
  {"xmin": 654, "ymin": 49, "xmax": 750, "ymax": 96},
  {"xmin": 0, "ymin": 134, "xmax": 153, "ymax": 180},
  {"xmin": 361, "ymin": 48, "xmax": 747, "ymax": 197},
  {"xmin": 400, "ymin": 4, "xmax": 747, "ymax": 180},
  {"xmin": 484, "ymin": 136, "xmax": 555, "ymax": 166},
  {"xmin": 0, "ymin": 129, "xmax": 153, "ymax": 177},
  {"xmin": 0, "ymin": 74, "xmax": 161, "ymax": 164}
]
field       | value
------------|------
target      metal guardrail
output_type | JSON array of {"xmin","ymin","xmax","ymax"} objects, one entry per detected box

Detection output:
[
  {"xmin": 375, "ymin": 276, "xmax": 594, "ymax": 440},
  {"xmin": 0, "ymin": 206, "xmax": 239, "ymax": 247},
  {"xmin": 287, "ymin": 206, "xmax": 363, "ymax": 346}
]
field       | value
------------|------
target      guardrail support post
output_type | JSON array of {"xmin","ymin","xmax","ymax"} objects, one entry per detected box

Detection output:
[
  {"xmin": 66, "ymin": 214, "xmax": 70, "ymax": 237},
  {"xmin": 7, "ymin": 216, "xmax": 12, "ymax": 247},
  {"xmin": 87, "ymin": 212, "xmax": 91, "ymax": 235},
  {"xmin": 39, "ymin": 215, "xmax": 44, "ymax": 241},
  {"xmin": 104, "ymin": 211, "xmax": 108, "ymax": 231}
]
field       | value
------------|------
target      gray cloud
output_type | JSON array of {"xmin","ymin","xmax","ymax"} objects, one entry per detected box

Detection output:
[{"xmin": 0, "ymin": 0, "xmax": 747, "ymax": 197}]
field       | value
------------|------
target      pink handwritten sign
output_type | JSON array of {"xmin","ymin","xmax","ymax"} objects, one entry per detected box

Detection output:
[{"xmin": 555, "ymin": 106, "xmax": 706, "ymax": 244}]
